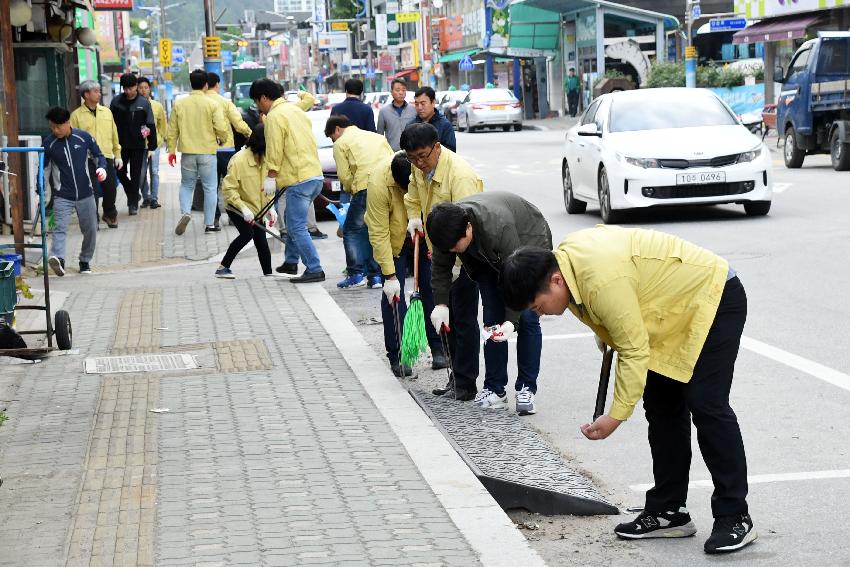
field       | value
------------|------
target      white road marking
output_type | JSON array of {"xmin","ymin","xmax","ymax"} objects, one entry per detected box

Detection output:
[
  {"xmin": 629, "ymin": 469, "xmax": 850, "ymax": 492},
  {"xmin": 773, "ymin": 182, "xmax": 792, "ymax": 193}
]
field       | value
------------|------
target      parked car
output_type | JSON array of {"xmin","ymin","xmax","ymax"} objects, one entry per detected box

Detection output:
[
  {"xmin": 312, "ymin": 93, "xmax": 328, "ymax": 111},
  {"xmin": 364, "ymin": 91, "xmax": 391, "ymax": 108},
  {"xmin": 306, "ymin": 110, "xmax": 342, "ymax": 220},
  {"xmin": 457, "ymin": 88, "xmax": 523, "ymax": 132},
  {"xmin": 324, "ymin": 92, "xmax": 347, "ymax": 109},
  {"xmin": 561, "ymin": 88, "xmax": 773, "ymax": 224},
  {"xmin": 439, "ymin": 90, "xmax": 469, "ymax": 127}
]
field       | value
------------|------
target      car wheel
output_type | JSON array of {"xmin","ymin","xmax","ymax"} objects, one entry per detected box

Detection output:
[
  {"xmin": 597, "ymin": 166, "xmax": 622, "ymax": 224},
  {"xmin": 467, "ymin": 116, "xmax": 477, "ymax": 133},
  {"xmin": 744, "ymin": 200, "xmax": 771, "ymax": 216},
  {"xmin": 502, "ymin": 125, "xmax": 511, "ymax": 132},
  {"xmin": 562, "ymin": 160, "xmax": 586, "ymax": 214},
  {"xmin": 784, "ymin": 126, "xmax": 805, "ymax": 169},
  {"xmin": 514, "ymin": 123, "xmax": 523, "ymax": 132},
  {"xmin": 830, "ymin": 129, "xmax": 850, "ymax": 171}
]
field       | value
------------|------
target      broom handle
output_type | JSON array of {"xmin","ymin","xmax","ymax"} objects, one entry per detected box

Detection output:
[{"xmin": 413, "ymin": 230, "xmax": 420, "ymax": 294}]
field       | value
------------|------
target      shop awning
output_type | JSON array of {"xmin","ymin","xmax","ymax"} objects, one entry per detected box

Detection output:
[
  {"xmin": 733, "ymin": 14, "xmax": 822, "ymax": 44},
  {"xmin": 391, "ymin": 69, "xmax": 417, "ymax": 79},
  {"xmin": 508, "ymin": 4, "xmax": 561, "ymax": 53},
  {"xmin": 515, "ymin": 0, "xmax": 680, "ymax": 30},
  {"xmin": 439, "ymin": 50, "xmax": 478, "ymax": 63}
]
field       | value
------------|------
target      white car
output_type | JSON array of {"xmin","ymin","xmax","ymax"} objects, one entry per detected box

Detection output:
[{"xmin": 562, "ymin": 88, "xmax": 773, "ymax": 223}]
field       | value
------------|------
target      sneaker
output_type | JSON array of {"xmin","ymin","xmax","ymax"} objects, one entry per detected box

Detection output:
[
  {"xmin": 704, "ymin": 514, "xmax": 757, "ymax": 554},
  {"xmin": 368, "ymin": 276, "xmax": 383, "ymax": 289},
  {"xmin": 291, "ymin": 270, "xmax": 326, "ymax": 284},
  {"xmin": 431, "ymin": 351, "xmax": 449, "ymax": 370},
  {"xmin": 175, "ymin": 213, "xmax": 191, "ymax": 235},
  {"xmin": 205, "ymin": 225, "xmax": 221, "ymax": 233},
  {"xmin": 473, "ymin": 388, "xmax": 508, "ymax": 410},
  {"xmin": 49, "ymin": 256, "xmax": 65, "ymax": 277},
  {"xmin": 215, "ymin": 267, "xmax": 236, "ymax": 279},
  {"xmin": 128, "ymin": 205, "xmax": 138, "ymax": 216},
  {"xmin": 614, "ymin": 508, "xmax": 697, "ymax": 540},
  {"xmin": 275, "ymin": 262, "xmax": 298, "ymax": 278},
  {"xmin": 79, "ymin": 261, "xmax": 92, "ymax": 274},
  {"xmin": 141, "ymin": 199, "xmax": 151, "ymax": 208},
  {"xmin": 515, "ymin": 386, "xmax": 536, "ymax": 415},
  {"xmin": 105, "ymin": 214, "xmax": 118, "ymax": 228},
  {"xmin": 337, "ymin": 273, "xmax": 366, "ymax": 289},
  {"xmin": 308, "ymin": 227, "xmax": 328, "ymax": 239},
  {"xmin": 390, "ymin": 363, "xmax": 414, "ymax": 378},
  {"xmin": 149, "ymin": 200, "xmax": 160, "ymax": 209}
]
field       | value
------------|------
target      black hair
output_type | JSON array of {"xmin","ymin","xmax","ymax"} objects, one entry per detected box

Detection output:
[
  {"xmin": 119, "ymin": 73, "xmax": 138, "ymax": 88},
  {"xmin": 249, "ymin": 78, "xmax": 282, "ymax": 102},
  {"xmin": 45, "ymin": 106, "xmax": 70, "ymax": 124},
  {"xmin": 390, "ymin": 151, "xmax": 411, "ymax": 189},
  {"xmin": 324, "ymin": 114, "xmax": 351, "ymax": 137},
  {"xmin": 426, "ymin": 202, "xmax": 470, "ymax": 253},
  {"xmin": 189, "ymin": 69, "xmax": 208, "ymax": 90},
  {"xmin": 207, "ymin": 72, "xmax": 220, "ymax": 88},
  {"xmin": 399, "ymin": 123, "xmax": 438, "ymax": 152},
  {"xmin": 390, "ymin": 79, "xmax": 407, "ymax": 90},
  {"xmin": 500, "ymin": 247, "xmax": 560, "ymax": 311},
  {"xmin": 414, "ymin": 86, "xmax": 436, "ymax": 102},
  {"xmin": 344, "ymin": 78, "xmax": 364, "ymax": 96},
  {"xmin": 245, "ymin": 123, "xmax": 266, "ymax": 156},
  {"xmin": 137, "ymin": 76, "xmax": 151, "ymax": 87}
]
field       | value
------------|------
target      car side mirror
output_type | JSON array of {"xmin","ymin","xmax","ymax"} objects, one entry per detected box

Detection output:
[
  {"xmin": 774, "ymin": 66, "xmax": 784, "ymax": 83},
  {"xmin": 577, "ymin": 123, "xmax": 601, "ymax": 137}
]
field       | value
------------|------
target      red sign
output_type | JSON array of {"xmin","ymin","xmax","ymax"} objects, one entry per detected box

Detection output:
[
  {"xmin": 279, "ymin": 43, "xmax": 289, "ymax": 65},
  {"xmin": 439, "ymin": 16, "xmax": 463, "ymax": 52},
  {"xmin": 93, "ymin": 0, "xmax": 133, "ymax": 11},
  {"xmin": 378, "ymin": 53, "xmax": 395, "ymax": 71}
]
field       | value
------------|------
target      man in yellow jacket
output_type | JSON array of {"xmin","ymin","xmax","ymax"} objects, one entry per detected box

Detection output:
[
  {"xmin": 325, "ymin": 115, "xmax": 393, "ymax": 289},
  {"xmin": 364, "ymin": 151, "xmax": 449, "ymax": 377},
  {"xmin": 70, "ymin": 80, "xmax": 122, "ymax": 228},
  {"xmin": 250, "ymin": 78, "xmax": 325, "ymax": 284},
  {"xmin": 500, "ymin": 226, "xmax": 756, "ymax": 556},
  {"xmin": 401, "ymin": 122, "xmax": 483, "ymax": 401},
  {"xmin": 137, "ymin": 77, "xmax": 166, "ymax": 209},
  {"xmin": 167, "ymin": 69, "xmax": 229, "ymax": 235}
]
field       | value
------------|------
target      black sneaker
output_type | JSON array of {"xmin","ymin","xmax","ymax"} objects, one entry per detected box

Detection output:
[
  {"xmin": 308, "ymin": 228, "xmax": 328, "ymax": 240},
  {"xmin": 275, "ymin": 262, "xmax": 298, "ymax": 277},
  {"xmin": 615, "ymin": 508, "xmax": 697, "ymax": 539},
  {"xmin": 432, "ymin": 374, "xmax": 455, "ymax": 396},
  {"xmin": 149, "ymin": 200, "xmax": 160, "ymax": 209},
  {"xmin": 205, "ymin": 225, "xmax": 221, "ymax": 233},
  {"xmin": 390, "ymin": 363, "xmax": 414, "ymax": 378},
  {"xmin": 704, "ymin": 514, "xmax": 757, "ymax": 554},
  {"xmin": 79, "ymin": 261, "xmax": 92, "ymax": 274},
  {"xmin": 128, "ymin": 206, "xmax": 138, "ymax": 216},
  {"xmin": 141, "ymin": 199, "xmax": 151, "ymax": 208},
  {"xmin": 290, "ymin": 270, "xmax": 325, "ymax": 284},
  {"xmin": 49, "ymin": 256, "xmax": 65, "ymax": 277},
  {"xmin": 431, "ymin": 351, "xmax": 449, "ymax": 370}
]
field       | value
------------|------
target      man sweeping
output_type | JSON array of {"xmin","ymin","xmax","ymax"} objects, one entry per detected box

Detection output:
[{"xmin": 499, "ymin": 225, "xmax": 756, "ymax": 555}]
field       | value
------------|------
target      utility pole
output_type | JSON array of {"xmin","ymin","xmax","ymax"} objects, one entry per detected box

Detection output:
[{"xmin": 202, "ymin": 0, "xmax": 222, "ymax": 77}]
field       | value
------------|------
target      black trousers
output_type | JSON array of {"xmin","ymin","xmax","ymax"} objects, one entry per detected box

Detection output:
[
  {"xmin": 567, "ymin": 91, "xmax": 579, "ymax": 117},
  {"xmin": 214, "ymin": 151, "xmax": 235, "ymax": 221},
  {"xmin": 87, "ymin": 158, "xmax": 118, "ymax": 219},
  {"xmin": 644, "ymin": 276, "xmax": 749, "ymax": 518},
  {"xmin": 447, "ymin": 268, "xmax": 480, "ymax": 392},
  {"xmin": 221, "ymin": 210, "xmax": 272, "ymax": 275},
  {"xmin": 116, "ymin": 149, "xmax": 147, "ymax": 208}
]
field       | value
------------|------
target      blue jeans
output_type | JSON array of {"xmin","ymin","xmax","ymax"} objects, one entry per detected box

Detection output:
[
  {"xmin": 283, "ymin": 178, "xmax": 324, "ymax": 273},
  {"xmin": 178, "ymin": 153, "xmax": 217, "ymax": 226},
  {"xmin": 141, "ymin": 148, "xmax": 160, "ymax": 202},
  {"xmin": 476, "ymin": 268, "xmax": 542, "ymax": 395},
  {"xmin": 343, "ymin": 190, "xmax": 381, "ymax": 278},
  {"xmin": 381, "ymin": 241, "xmax": 444, "ymax": 365}
]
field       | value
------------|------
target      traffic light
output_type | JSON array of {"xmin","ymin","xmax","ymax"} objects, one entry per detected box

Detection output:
[
  {"xmin": 203, "ymin": 35, "xmax": 221, "ymax": 59},
  {"xmin": 268, "ymin": 39, "xmax": 280, "ymax": 47},
  {"xmin": 237, "ymin": 39, "xmax": 249, "ymax": 48}
]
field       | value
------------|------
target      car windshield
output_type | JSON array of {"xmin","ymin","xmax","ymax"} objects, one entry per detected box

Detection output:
[
  {"xmin": 608, "ymin": 96, "xmax": 738, "ymax": 132},
  {"xmin": 817, "ymin": 37, "xmax": 850, "ymax": 74},
  {"xmin": 235, "ymin": 84, "xmax": 251, "ymax": 98},
  {"xmin": 469, "ymin": 89, "xmax": 517, "ymax": 102},
  {"xmin": 308, "ymin": 112, "xmax": 333, "ymax": 149}
]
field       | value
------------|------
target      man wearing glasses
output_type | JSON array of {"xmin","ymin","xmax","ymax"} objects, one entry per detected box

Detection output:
[{"xmin": 401, "ymin": 123, "xmax": 482, "ymax": 400}]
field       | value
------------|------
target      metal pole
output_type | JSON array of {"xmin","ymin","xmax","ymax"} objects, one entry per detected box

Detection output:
[{"xmin": 0, "ymin": 0, "xmax": 24, "ymax": 258}]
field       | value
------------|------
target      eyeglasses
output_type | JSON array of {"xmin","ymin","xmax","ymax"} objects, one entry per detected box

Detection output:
[{"xmin": 406, "ymin": 144, "xmax": 437, "ymax": 164}]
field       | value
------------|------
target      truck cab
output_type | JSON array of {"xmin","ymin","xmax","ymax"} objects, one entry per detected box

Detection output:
[{"xmin": 775, "ymin": 33, "xmax": 850, "ymax": 170}]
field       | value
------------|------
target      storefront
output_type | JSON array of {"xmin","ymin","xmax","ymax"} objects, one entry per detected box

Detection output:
[{"xmin": 434, "ymin": 7, "xmax": 488, "ymax": 90}]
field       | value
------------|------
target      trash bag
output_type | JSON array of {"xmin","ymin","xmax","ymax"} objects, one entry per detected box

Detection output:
[{"xmin": 0, "ymin": 319, "xmax": 26, "ymax": 350}]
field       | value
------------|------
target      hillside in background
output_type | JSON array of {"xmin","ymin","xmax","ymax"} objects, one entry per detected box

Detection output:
[{"xmin": 132, "ymin": 0, "xmax": 285, "ymax": 42}]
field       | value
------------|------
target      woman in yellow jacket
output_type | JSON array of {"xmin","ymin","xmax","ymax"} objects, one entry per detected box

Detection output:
[{"xmin": 215, "ymin": 124, "xmax": 278, "ymax": 278}]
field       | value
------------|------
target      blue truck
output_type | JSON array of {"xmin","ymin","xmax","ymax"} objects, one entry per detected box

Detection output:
[{"xmin": 775, "ymin": 32, "xmax": 850, "ymax": 170}]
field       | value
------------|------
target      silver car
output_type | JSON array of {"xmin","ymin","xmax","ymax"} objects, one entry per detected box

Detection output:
[{"xmin": 457, "ymin": 88, "xmax": 523, "ymax": 132}]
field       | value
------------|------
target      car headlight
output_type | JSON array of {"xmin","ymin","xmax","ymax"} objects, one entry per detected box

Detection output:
[
  {"xmin": 737, "ymin": 146, "xmax": 763, "ymax": 163},
  {"xmin": 617, "ymin": 153, "xmax": 659, "ymax": 169}
]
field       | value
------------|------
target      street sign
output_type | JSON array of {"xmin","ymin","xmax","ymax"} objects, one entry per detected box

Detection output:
[
  {"xmin": 159, "ymin": 38, "xmax": 172, "ymax": 67},
  {"xmin": 459, "ymin": 55, "xmax": 474, "ymax": 71},
  {"xmin": 396, "ymin": 12, "xmax": 421, "ymax": 23},
  {"xmin": 366, "ymin": 67, "xmax": 376, "ymax": 78},
  {"xmin": 330, "ymin": 22, "xmax": 349, "ymax": 31},
  {"xmin": 318, "ymin": 32, "xmax": 349, "ymax": 51},
  {"xmin": 692, "ymin": 5, "xmax": 701, "ymax": 18},
  {"xmin": 221, "ymin": 50, "xmax": 233, "ymax": 69},
  {"xmin": 685, "ymin": 46, "xmax": 697, "ymax": 58},
  {"xmin": 170, "ymin": 65, "xmax": 181, "ymax": 73},
  {"xmin": 709, "ymin": 18, "xmax": 747, "ymax": 31}
]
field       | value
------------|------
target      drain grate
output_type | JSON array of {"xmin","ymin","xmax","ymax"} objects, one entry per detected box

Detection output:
[{"xmin": 83, "ymin": 354, "xmax": 201, "ymax": 374}]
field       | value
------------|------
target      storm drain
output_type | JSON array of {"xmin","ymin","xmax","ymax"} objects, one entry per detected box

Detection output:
[
  {"xmin": 410, "ymin": 390, "xmax": 619, "ymax": 516},
  {"xmin": 84, "ymin": 353, "xmax": 201, "ymax": 374}
]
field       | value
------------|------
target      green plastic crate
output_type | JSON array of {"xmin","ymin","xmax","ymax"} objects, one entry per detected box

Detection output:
[{"xmin": 0, "ymin": 260, "xmax": 16, "ymax": 317}]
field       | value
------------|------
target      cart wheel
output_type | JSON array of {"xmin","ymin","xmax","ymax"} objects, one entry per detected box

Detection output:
[{"xmin": 55, "ymin": 310, "xmax": 72, "ymax": 350}]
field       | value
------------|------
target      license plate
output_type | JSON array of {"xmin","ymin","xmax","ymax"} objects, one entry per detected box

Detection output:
[
  {"xmin": 676, "ymin": 172, "xmax": 726, "ymax": 185},
  {"xmin": 491, "ymin": 105, "xmax": 505, "ymax": 110},
  {"xmin": 331, "ymin": 180, "xmax": 341, "ymax": 192}
]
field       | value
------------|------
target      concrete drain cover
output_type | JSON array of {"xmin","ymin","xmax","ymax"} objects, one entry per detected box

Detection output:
[
  {"xmin": 410, "ymin": 390, "xmax": 619, "ymax": 516},
  {"xmin": 84, "ymin": 354, "xmax": 201, "ymax": 374}
]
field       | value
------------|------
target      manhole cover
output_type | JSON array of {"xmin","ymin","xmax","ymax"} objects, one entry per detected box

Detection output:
[{"xmin": 83, "ymin": 354, "xmax": 201, "ymax": 374}]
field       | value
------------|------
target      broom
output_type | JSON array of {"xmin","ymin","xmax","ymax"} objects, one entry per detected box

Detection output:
[{"xmin": 400, "ymin": 230, "xmax": 428, "ymax": 366}]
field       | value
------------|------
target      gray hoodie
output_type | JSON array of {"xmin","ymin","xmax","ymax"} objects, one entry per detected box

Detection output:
[{"xmin": 376, "ymin": 101, "xmax": 417, "ymax": 151}]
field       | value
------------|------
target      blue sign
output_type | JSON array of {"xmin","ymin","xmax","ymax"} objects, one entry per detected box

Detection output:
[
  {"xmin": 459, "ymin": 55, "xmax": 474, "ymax": 72},
  {"xmin": 365, "ymin": 66, "xmax": 375, "ymax": 78},
  {"xmin": 172, "ymin": 46, "xmax": 184, "ymax": 56},
  {"xmin": 692, "ymin": 5, "xmax": 701, "ymax": 18},
  {"xmin": 709, "ymin": 18, "xmax": 747, "ymax": 31},
  {"xmin": 222, "ymin": 50, "xmax": 233, "ymax": 70},
  {"xmin": 170, "ymin": 65, "xmax": 181, "ymax": 73},
  {"xmin": 709, "ymin": 84, "xmax": 765, "ymax": 116}
]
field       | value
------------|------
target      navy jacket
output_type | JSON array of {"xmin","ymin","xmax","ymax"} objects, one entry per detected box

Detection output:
[
  {"xmin": 331, "ymin": 97, "xmax": 377, "ymax": 132},
  {"xmin": 416, "ymin": 109, "xmax": 456, "ymax": 153},
  {"xmin": 43, "ymin": 128, "xmax": 106, "ymax": 201}
]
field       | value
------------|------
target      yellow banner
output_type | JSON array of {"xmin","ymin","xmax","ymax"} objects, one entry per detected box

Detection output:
[
  {"xmin": 159, "ymin": 38, "xmax": 172, "ymax": 67},
  {"xmin": 396, "ymin": 12, "xmax": 421, "ymax": 23},
  {"xmin": 330, "ymin": 22, "xmax": 349, "ymax": 31}
]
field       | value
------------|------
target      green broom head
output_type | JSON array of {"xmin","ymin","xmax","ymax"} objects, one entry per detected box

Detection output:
[{"xmin": 401, "ymin": 294, "xmax": 428, "ymax": 366}]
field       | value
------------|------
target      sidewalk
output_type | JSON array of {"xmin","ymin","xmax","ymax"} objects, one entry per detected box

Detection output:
[{"xmin": 0, "ymin": 168, "xmax": 545, "ymax": 566}]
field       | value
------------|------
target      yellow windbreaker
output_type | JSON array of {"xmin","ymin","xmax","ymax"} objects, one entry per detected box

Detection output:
[
  {"xmin": 332, "ymin": 126, "xmax": 394, "ymax": 195},
  {"xmin": 166, "ymin": 90, "xmax": 229, "ymax": 154},
  {"xmin": 364, "ymin": 155, "xmax": 408, "ymax": 276},
  {"xmin": 206, "ymin": 91, "xmax": 252, "ymax": 149},
  {"xmin": 222, "ymin": 147, "xmax": 272, "ymax": 216},
  {"xmin": 264, "ymin": 97, "xmax": 322, "ymax": 187},
  {"xmin": 149, "ymin": 99, "xmax": 167, "ymax": 148},
  {"xmin": 554, "ymin": 226, "xmax": 730, "ymax": 421},
  {"xmin": 69, "ymin": 104, "xmax": 121, "ymax": 159}
]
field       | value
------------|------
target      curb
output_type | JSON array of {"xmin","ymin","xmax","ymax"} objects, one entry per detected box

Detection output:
[{"xmin": 297, "ymin": 283, "xmax": 547, "ymax": 567}]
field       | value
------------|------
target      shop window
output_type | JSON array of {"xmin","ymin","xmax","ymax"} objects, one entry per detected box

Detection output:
[{"xmin": 14, "ymin": 48, "xmax": 67, "ymax": 138}]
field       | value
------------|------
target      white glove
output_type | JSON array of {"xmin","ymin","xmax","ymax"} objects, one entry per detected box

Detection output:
[
  {"xmin": 240, "ymin": 207, "xmax": 254, "ymax": 222},
  {"xmin": 95, "ymin": 167, "xmax": 107, "ymax": 182},
  {"xmin": 263, "ymin": 176, "xmax": 277, "ymax": 196},
  {"xmin": 431, "ymin": 304, "xmax": 450, "ymax": 334},
  {"xmin": 489, "ymin": 321, "xmax": 516, "ymax": 343},
  {"xmin": 114, "ymin": 158, "xmax": 123, "ymax": 170},
  {"xmin": 595, "ymin": 334, "xmax": 606, "ymax": 353},
  {"xmin": 266, "ymin": 209, "xmax": 278, "ymax": 227},
  {"xmin": 383, "ymin": 277, "xmax": 400, "ymax": 302},
  {"xmin": 407, "ymin": 217, "xmax": 423, "ymax": 238}
]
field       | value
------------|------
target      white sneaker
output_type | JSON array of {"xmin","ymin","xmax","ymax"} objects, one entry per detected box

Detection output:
[
  {"xmin": 473, "ymin": 388, "xmax": 507, "ymax": 410},
  {"xmin": 515, "ymin": 386, "xmax": 536, "ymax": 415}
]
